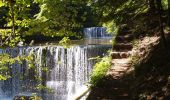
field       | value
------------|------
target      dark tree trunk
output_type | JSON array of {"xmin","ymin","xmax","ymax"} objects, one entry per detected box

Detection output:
[
  {"xmin": 41, "ymin": 49, "xmax": 47, "ymax": 100},
  {"xmin": 156, "ymin": 0, "xmax": 167, "ymax": 47},
  {"xmin": 148, "ymin": 0, "xmax": 156, "ymax": 12},
  {"xmin": 11, "ymin": 1, "xmax": 15, "ymax": 37},
  {"xmin": 0, "ymin": 36, "xmax": 2, "ymax": 46},
  {"xmin": 9, "ymin": 0, "xmax": 15, "ymax": 39},
  {"xmin": 41, "ymin": 70, "xmax": 46, "ymax": 100},
  {"xmin": 168, "ymin": 0, "xmax": 170, "ymax": 26}
]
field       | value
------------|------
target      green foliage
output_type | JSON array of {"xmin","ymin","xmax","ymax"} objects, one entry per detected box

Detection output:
[
  {"xmin": 0, "ymin": 0, "xmax": 35, "ymax": 47},
  {"xmin": 112, "ymin": 38, "xmax": 117, "ymax": 46},
  {"xmin": 0, "ymin": 1, "xmax": 5, "ymax": 7},
  {"xmin": 59, "ymin": 37, "xmax": 71, "ymax": 45},
  {"xmin": 131, "ymin": 39, "xmax": 140, "ymax": 48},
  {"xmin": 90, "ymin": 56, "xmax": 111, "ymax": 86},
  {"xmin": 0, "ymin": 0, "xmax": 104, "ymax": 37},
  {"xmin": 162, "ymin": 0, "xmax": 168, "ymax": 10},
  {"xmin": 36, "ymin": 84, "xmax": 54, "ymax": 93},
  {"xmin": 0, "ymin": 29, "xmax": 23, "ymax": 47},
  {"xmin": 103, "ymin": 20, "xmax": 118, "ymax": 35},
  {"xmin": 59, "ymin": 37, "xmax": 71, "ymax": 48},
  {"xmin": 15, "ymin": 93, "xmax": 42, "ymax": 100},
  {"xmin": 0, "ymin": 50, "xmax": 48, "ymax": 90},
  {"xmin": 26, "ymin": 0, "xmax": 89, "ymax": 37},
  {"xmin": 0, "ymin": 53, "xmax": 28, "ymax": 80},
  {"xmin": 1, "ymin": 50, "xmax": 52, "ymax": 92},
  {"xmin": 24, "ymin": 50, "xmax": 54, "ymax": 92},
  {"xmin": 0, "ymin": 6, "xmax": 8, "ymax": 27},
  {"xmin": 31, "ymin": 94, "xmax": 42, "ymax": 100},
  {"xmin": 89, "ymin": 0, "xmax": 149, "ymax": 34},
  {"xmin": 0, "ymin": 0, "xmax": 169, "ymax": 38}
]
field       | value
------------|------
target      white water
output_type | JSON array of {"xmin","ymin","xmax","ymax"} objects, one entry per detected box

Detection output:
[
  {"xmin": 0, "ymin": 45, "xmax": 111, "ymax": 100},
  {"xmin": 0, "ymin": 27, "xmax": 112, "ymax": 100},
  {"xmin": 84, "ymin": 27, "xmax": 112, "ymax": 38}
]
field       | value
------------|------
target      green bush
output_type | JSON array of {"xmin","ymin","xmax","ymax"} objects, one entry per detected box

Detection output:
[{"xmin": 90, "ymin": 56, "xmax": 111, "ymax": 86}]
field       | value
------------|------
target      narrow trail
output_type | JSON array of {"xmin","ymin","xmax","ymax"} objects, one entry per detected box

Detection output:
[
  {"xmin": 109, "ymin": 32, "xmax": 133, "ymax": 79},
  {"xmin": 87, "ymin": 31, "xmax": 135, "ymax": 100}
]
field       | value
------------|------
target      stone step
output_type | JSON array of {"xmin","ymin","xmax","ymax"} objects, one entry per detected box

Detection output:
[
  {"xmin": 111, "ymin": 51, "xmax": 131, "ymax": 59},
  {"xmin": 101, "ymin": 80, "xmax": 130, "ymax": 88},
  {"xmin": 120, "ymin": 33, "xmax": 133, "ymax": 37},
  {"xmin": 87, "ymin": 87, "xmax": 130, "ymax": 100},
  {"xmin": 115, "ymin": 34, "xmax": 134, "ymax": 43},
  {"xmin": 109, "ymin": 88, "xmax": 129, "ymax": 95},
  {"xmin": 112, "ymin": 58, "xmax": 132, "ymax": 64},
  {"xmin": 113, "ymin": 95, "xmax": 130, "ymax": 100},
  {"xmin": 107, "ymin": 71, "xmax": 124, "ymax": 76},
  {"xmin": 118, "ymin": 28, "xmax": 131, "ymax": 35},
  {"xmin": 107, "ymin": 72, "xmax": 125, "ymax": 79},
  {"xmin": 112, "ymin": 50, "xmax": 133, "ymax": 54},
  {"xmin": 92, "ymin": 85, "xmax": 129, "ymax": 92},
  {"xmin": 112, "ymin": 63, "xmax": 131, "ymax": 68},
  {"xmin": 110, "ymin": 66, "xmax": 129, "ymax": 72},
  {"xmin": 87, "ymin": 95, "xmax": 129, "ymax": 100},
  {"xmin": 112, "ymin": 75, "xmax": 124, "ymax": 79},
  {"xmin": 114, "ymin": 43, "xmax": 133, "ymax": 51},
  {"xmin": 94, "ymin": 95, "xmax": 129, "ymax": 100}
]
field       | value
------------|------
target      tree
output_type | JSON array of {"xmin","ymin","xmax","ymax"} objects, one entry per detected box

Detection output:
[
  {"xmin": 29, "ymin": 0, "xmax": 89, "ymax": 37},
  {"xmin": 148, "ymin": 0, "xmax": 156, "ymax": 12},
  {"xmin": 0, "ymin": 0, "xmax": 37, "ymax": 46},
  {"xmin": 0, "ymin": 0, "xmax": 16, "ymax": 46},
  {"xmin": 0, "ymin": 0, "xmax": 33, "ymax": 80},
  {"xmin": 168, "ymin": 0, "xmax": 170, "ymax": 26},
  {"xmin": 156, "ymin": 0, "xmax": 167, "ymax": 47},
  {"xmin": 9, "ymin": 0, "xmax": 15, "ymax": 37},
  {"xmin": 89, "ymin": 0, "xmax": 148, "ymax": 33},
  {"xmin": 0, "ymin": 0, "xmax": 96, "ymax": 39},
  {"xmin": 22, "ymin": 0, "xmax": 87, "ymax": 36}
]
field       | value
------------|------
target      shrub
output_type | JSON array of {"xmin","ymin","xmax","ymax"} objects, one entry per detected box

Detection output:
[{"xmin": 90, "ymin": 56, "xmax": 111, "ymax": 86}]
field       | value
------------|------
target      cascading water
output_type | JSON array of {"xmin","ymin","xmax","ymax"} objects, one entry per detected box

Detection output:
[
  {"xmin": 84, "ymin": 27, "xmax": 112, "ymax": 38},
  {"xmin": 0, "ymin": 27, "xmax": 112, "ymax": 100}
]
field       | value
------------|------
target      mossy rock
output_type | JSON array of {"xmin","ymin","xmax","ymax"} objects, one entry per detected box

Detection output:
[{"xmin": 13, "ymin": 95, "xmax": 42, "ymax": 100}]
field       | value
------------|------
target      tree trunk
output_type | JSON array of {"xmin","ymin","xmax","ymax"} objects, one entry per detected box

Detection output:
[
  {"xmin": 148, "ymin": 0, "xmax": 156, "ymax": 12},
  {"xmin": 10, "ymin": 0, "xmax": 15, "ymax": 37},
  {"xmin": 168, "ymin": 0, "xmax": 170, "ymax": 26},
  {"xmin": 156, "ymin": 0, "xmax": 167, "ymax": 47},
  {"xmin": 41, "ymin": 70, "xmax": 46, "ymax": 100},
  {"xmin": 7, "ymin": 0, "xmax": 15, "ymax": 40},
  {"xmin": 0, "ymin": 36, "xmax": 2, "ymax": 46}
]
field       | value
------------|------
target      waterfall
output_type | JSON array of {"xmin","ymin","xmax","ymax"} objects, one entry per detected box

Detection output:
[
  {"xmin": 0, "ymin": 45, "xmax": 111, "ymax": 100},
  {"xmin": 0, "ymin": 27, "xmax": 112, "ymax": 100},
  {"xmin": 84, "ymin": 27, "xmax": 112, "ymax": 38}
]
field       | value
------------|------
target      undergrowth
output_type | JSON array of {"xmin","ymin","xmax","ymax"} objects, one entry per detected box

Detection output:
[{"xmin": 90, "ymin": 56, "xmax": 111, "ymax": 86}]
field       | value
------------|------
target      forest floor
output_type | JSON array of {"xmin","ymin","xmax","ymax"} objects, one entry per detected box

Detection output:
[{"xmin": 130, "ymin": 33, "xmax": 170, "ymax": 99}]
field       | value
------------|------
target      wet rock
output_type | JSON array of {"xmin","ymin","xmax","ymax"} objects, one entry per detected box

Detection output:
[
  {"xmin": 13, "ymin": 96, "xmax": 33, "ymax": 100},
  {"xmin": 13, "ymin": 95, "xmax": 41, "ymax": 100}
]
